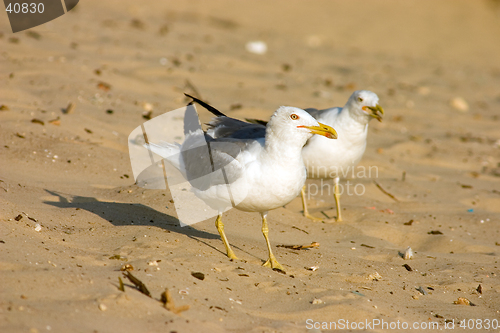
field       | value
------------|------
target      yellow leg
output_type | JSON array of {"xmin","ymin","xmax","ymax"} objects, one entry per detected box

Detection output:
[
  {"xmin": 261, "ymin": 213, "xmax": 285, "ymax": 272},
  {"xmin": 334, "ymin": 177, "xmax": 342, "ymax": 221},
  {"xmin": 215, "ymin": 214, "xmax": 238, "ymax": 260},
  {"xmin": 301, "ymin": 185, "xmax": 324, "ymax": 221}
]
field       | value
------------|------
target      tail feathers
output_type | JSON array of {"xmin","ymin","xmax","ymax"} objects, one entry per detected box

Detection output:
[{"xmin": 184, "ymin": 93, "xmax": 227, "ymax": 117}]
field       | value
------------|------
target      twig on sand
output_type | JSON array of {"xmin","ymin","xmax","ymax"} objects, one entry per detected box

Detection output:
[
  {"xmin": 277, "ymin": 242, "xmax": 319, "ymax": 250},
  {"xmin": 119, "ymin": 273, "xmax": 190, "ymax": 314},
  {"xmin": 291, "ymin": 226, "xmax": 309, "ymax": 234},
  {"xmin": 320, "ymin": 211, "xmax": 331, "ymax": 219},
  {"xmin": 22, "ymin": 211, "xmax": 38, "ymax": 222},
  {"xmin": 122, "ymin": 271, "xmax": 151, "ymax": 297},
  {"xmin": 118, "ymin": 277, "xmax": 125, "ymax": 292},
  {"xmin": 374, "ymin": 181, "xmax": 399, "ymax": 202}
]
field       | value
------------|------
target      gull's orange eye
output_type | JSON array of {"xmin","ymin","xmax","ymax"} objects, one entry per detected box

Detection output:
[{"xmin": 290, "ymin": 114, "xmax": 299, "ymax": 120}]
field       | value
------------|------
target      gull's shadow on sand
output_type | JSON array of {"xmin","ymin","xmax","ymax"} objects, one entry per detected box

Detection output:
[
  {"xmin": 43, "ymin": 189, "xmax": 261, "ymax": 260},
  {"xmin": 43, "ymin": 189, "xmax": 220, "ymax": 240}
]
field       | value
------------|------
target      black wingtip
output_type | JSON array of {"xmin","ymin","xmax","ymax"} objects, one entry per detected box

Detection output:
[{"xmin": 184, "ymin": 93, "xmax": 227, "ymax": 117}]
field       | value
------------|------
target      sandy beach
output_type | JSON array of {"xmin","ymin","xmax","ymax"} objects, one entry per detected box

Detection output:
[{"xmin": 1, "ymin": 1, "xmax": 500, "ymax": 332}]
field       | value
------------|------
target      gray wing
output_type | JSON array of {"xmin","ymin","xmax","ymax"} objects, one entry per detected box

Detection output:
[
  {"xmin": 180, "ymin": 131, "xmax": 261, "ymax": 191},
  {"xmin": 207, "ymin": 116, "xmax": 266, "ymax": 140}
]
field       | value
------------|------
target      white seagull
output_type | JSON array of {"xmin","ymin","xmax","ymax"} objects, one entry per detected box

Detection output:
[
  {"xmin": 300, "ymin": 90, "xmax": 384, "ymax": 221},
  {"xmin": 146, "ymin": 95, "xmax": 337, "ymax": 272}
]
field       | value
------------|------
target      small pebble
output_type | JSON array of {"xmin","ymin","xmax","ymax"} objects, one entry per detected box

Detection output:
[
  {"xmin": 416, "ymin": 286, "xmax": 428, "ymax": 295},
  {"xmin": 245, "ymin": 41, "xmax": 267, "ymax": 55},
  {"xmin": 31, "ymin": 119, "xmax": 44, "ymax": 125},
  {"xmin": 450, "ymin": 97, "xmax": 469, "ymax": 112},
  {"xmin": 142, "ymin": 111, "xmax": 153, "ymax": 120},
  {"xmin": 477, "ymin": 284, "xmax": 483, "ymax": 294},
  {"xmin": 120, "ymin": 264, "xmax": 134, "ymax": 271},
  {"xmin": 64, "ymin": 102, "xmax": 76, "ymax": 114},
  {"xmin": 368, "ymin": 272, "xmax": 382, "ymax": 281},
  {"xmin": 142, "ymin": 102, "xmax": 153, "ymax": 112},
  {"xmin": 403, "ymin": 246, "xmax": 413, "ymax": 260},
  {"xmin": 191, "ymin": 272, "xmax": 205, "ymax": 280},
  {"xmin": 454, "ymin": 297, "xmax": 472, "ymax": 306}
]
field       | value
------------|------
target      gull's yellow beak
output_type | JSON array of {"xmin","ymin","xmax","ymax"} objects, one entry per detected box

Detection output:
[
  {"xmin": 298, "ymin": 122, "xmax": 338, "ymax": 139},
  {"xmin": 364, "ymin": 104, "xmax": 385, "ymax": 122}
]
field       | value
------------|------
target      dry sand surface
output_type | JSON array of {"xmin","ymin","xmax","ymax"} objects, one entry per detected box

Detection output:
[{"xmin": 1, "ymin": 1, "xmax": 500, "ymax": 332}]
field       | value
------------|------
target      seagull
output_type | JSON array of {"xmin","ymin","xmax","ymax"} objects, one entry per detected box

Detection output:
[
  {"xmin": 188, "ymin": 90, "xmax": 384, "ymax": 222},
  {"xmin": 300, "ymin": 90, "xmax": 384, "ymax": 221},
  {"xmin": 146, "ymin": 95, "xmax": 337, "ymax": 272}
]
